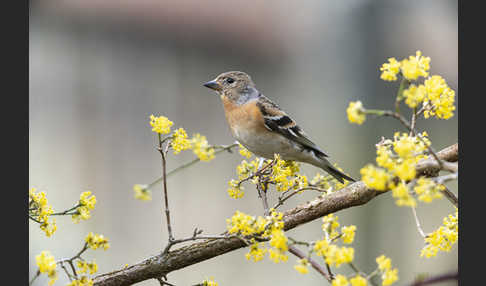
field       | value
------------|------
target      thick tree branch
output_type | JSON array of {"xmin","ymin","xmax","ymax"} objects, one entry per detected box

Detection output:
[{"xmin": 93, "ymin": 143, "xmax": 457, "ymax": 286}]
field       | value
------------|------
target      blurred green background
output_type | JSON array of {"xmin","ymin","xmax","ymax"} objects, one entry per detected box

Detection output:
[{"xmin": 29, "ymin": 0, "xmax": 458, "ymax": 285}]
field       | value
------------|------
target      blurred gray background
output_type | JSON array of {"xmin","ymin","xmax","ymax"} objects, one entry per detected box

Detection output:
[{"xmin": 29, "ymin": 0, "xmax": 458, "ymax": 285}]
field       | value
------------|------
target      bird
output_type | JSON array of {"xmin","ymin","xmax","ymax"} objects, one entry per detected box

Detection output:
[{"xmin": 203, "ymin": 71, "xmax": 355, "ymax": 183}]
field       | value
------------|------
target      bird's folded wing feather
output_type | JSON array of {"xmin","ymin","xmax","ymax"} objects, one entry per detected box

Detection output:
[{"xmin": 256, "ymin": 95, "xmax": 328, "ymax": 157}]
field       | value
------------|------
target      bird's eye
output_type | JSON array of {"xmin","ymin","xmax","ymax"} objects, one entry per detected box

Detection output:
[{"xmin": 225, "ymin": 78, "xmax": 235, "ymax": 84}]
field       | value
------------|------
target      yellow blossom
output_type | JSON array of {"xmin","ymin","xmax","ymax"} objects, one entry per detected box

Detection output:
[
  {"xmin": 268, "ymin": 248, "xmax": 288, "ymax": 263},
  {"xmin": 171, "ymin": 128, "xmax": 191, "ymax": 154},
  {"xmin": 202, "ymin": 277, "xmax": 218, "ymax": 286},
  {"xmin": 85, "ymin": 232, "xmax": 110, "ymax": 250},
  {"xmin": 67, "ymin": 276, "xmax": 94, "ymax": 286},
  {"xmin": 322, "ymin": 214, "xmax": 340, "ymax": 238},
  {"xmin": 227, "ymin": 186, "xmax": 244, "ymax": 199},
  {"xmin": 380, "ymin": 57, "xmax": 401, "ymax": 81},
  {"xmin": 314, "ymin": 238, "xmax": 329, "ymax": 256},
  {"xmin": 29, "ymin": 188, "xmax": 57, "ymax": 237},
  {"xmin": 400, "ymin": 51, "xmax": 430, "ymax": 81},
  {"xmin": 190, "ymin": 133, "xmax": 215, "ymax": 161},
  {"xmin": 245, "ymin": 241, "xmax": 267, "ymax": 262},
  {"xmin": 149, "ymin": 114, "xmax": 173, "ymax": 134},
  {"xmin": 376, "ymin": 255, "xmax": 392, "ymax": 271},
  {"xmin": 77, "ymin": 260, "xmax": 98, "ymax": 275},
  {"xmin": 360, "ymin": 165, "xmax": 390, "ymax": 191},
  {"xmin": 226, "ymin": 211, "xmax": 267, "ymax": 236},
  {"xmin": 40, "ymin": 218, "xmax": 57, "ymax": 237},
  {"xmin": 311, "ymin": 173, "xmax": 331, "ymax": 190},
  {"xmin": 393, "ymin": 159, "xmax": 416, "ymax": 181},
  {"xmin": 238, "ymin": 143, "xmax": 252, "ymax": 158},
  {"xmin": 332, "ymin": 274, "xmax": 350, "ymax": 286},
  {"xmin": 382, "ymin": 268, "xmax": 398, "ymax": 286},
  {"xmin": 350, "ymin": 275, "xmax": 368, "ymax": 286},
  {"xmin": 347, "ymin": 101, "xmax": 366, "ymax": 125},
  {"xmin": 423, "ymin": 75, "xmax": 455, "ymax": 119},
  {"xmin": 376, "ymin": 145, "xmax": 394, "ymax": 170},
  {"xmin": 376, "ymin": 255, "xmax": 398, "ymax": 286},
  {"xmin": 294, "ymin": 258, "xmax": 309, "ymax": 274},
  {"xmin": 269, "ymin": 229, "xmax": 288, "ymax": 253},
  {"xmin": 133, "ymin": 184, "xmax": 152, "ymax": 201},
  {"xmin": 341, "ymin": 225, "xmax": 357, "ymax": 244},
  {"xmin": 421, "ymin": 210, "xmax": 458, "ymax": 257},
  {"xmin": 36, "ymin": 251, "xmax": 58, "ymax": 286},
  {"xmin": 325, "ymin": 245, "xmax": 354, "ymax": 267},
  {"xmin": 414, "ymin": 177, "xmax": 444, "ymax": 203},
  {"xmin": 403, "ymin": 84, "xmax": 426, "ymax": 109},
  {"xmin": 391, "ymin": 182, "xmax": 416, "ymax": 207},
  {"xmin": 72, "ymin": 191, "xmax": 96, "ymax": 223}
]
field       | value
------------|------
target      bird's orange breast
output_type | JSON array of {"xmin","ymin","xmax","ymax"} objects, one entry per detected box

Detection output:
[{"xmin": 221, "ymin": 96, "xmax": 268, "ymax": 137}]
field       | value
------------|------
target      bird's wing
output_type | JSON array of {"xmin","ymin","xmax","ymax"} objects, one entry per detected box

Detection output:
[{"xmin": 256, "ymin": 94, "xmax": 328, "ymax": 157}]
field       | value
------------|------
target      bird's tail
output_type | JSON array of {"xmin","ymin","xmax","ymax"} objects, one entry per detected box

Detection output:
[{"xmin": 316, "ymin": 158, "xmax": 356, "ymax": 184}]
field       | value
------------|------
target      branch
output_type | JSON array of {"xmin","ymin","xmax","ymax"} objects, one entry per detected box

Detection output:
[
  {"xmin": 93, "ymin": 143, "xmax": 457, "ymax": 286},
  {"xmin": 409, "ymin": 271, "xmax": 458, "ymax": 286}
]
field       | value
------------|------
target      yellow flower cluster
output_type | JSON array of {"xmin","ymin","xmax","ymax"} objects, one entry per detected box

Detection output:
[
  {"xmin": 85, "ymin": 232, "xmax": 110, "ymax": 250},
  {"xmin": 331, "ymin": 274, "xmax": 368, "ymax": 286},
  {"xmin": 36, "ymin": 251, "xmax": 58, "ymax": 286},
  {"xmin": 227, "ymin": 210, "xmax": 288, "ymax": 263},
  {"xmin": 67, "ymin": 276, "xmax": 94, "ymax": 286},
  {"xmin": 190, "ymin": 133, "xmax": 215, "ymax": 161},
  {"xmin": 29, "ymin": 188, "xmax": 57, "ymax": 237},
  {"xmin": 313, "ymin": 215, "xmax": 356, "ymax": 268},
  {"xmin": 376, "ymin": 255, "xmax": 399, "ymax": 286},
  {"xmin": 422, "ymin": 75, "xmax": 456, "ymax": 119},
  {"xmin": 149, "ymin": 114, "xmax": 173, "ymax": 134},
  {"xmin": 149, "ymin": 115, "xmax": 216, "ymax": 160},
  {"xmin": 133, "ymin": 184, "xmax": 152, "ymax": 201},
  {"xmin": 238, "ymin": 143, "xmax": 253, "ymax": 158},
  {"xmin": 341, "ymin": 225, "xmax": 357, "ymax": 244},
  {"xmin": 271, "ymin": 154, "xmax": 306, "ymax": 192},
  {"xmin": 77, "ymin": 260, "xmax": 98, "ymax": 275},
  {"xmin": 229, "ymin": 154, "xmax": 308, "ymax": 199},
  {"xmin": 421, "ymin": 210, "xmax": 458, "ymax": 258},
  {"xmin": 227, "ymin": 179, "xmax": 245, "ymax": 199},
  {"xmin": 402, "ymin": 75, "xmax": 456, "ymax": 119},
  {"xmin": 72, "ymin": 191, "xmax": 97, "ymax": 223},
  {"xmin": 268, "ymin": 227, "xmax": 289, "ymax": 263},
  {"xmin": 380, "ymin": 51, "xmax": 430, "ymax": 82},
  {"xmin": 322, "ymin": 213, "xmax": 341, "ymax": 239},
  {"xmin": 202, "ymin": 277, "xmax": 218, "ymax": 286},
  {"xmin": 380, "ymin": 58, "xmax": 401, "ymax": 81},
  {"xmin": 378, "ymin": 52, "xmax": 455, "ymax": 119},
  {"xmin": 346, "ymin": 101, "xmax": 366, "ymax": 125},
  {"xmin": 293, "ymin": 258, "xmax": 309, "ymax": 274},
  {"xmin": 245, "ymin": 240, "xmax": 267, "ymax": 262},
  {"xmin": 171, "ymin": 128, "xmax": 191, "ymax": 154},
  {"xmin": 414, "ymin": 177, "xmax": 445, "ymax": 203},
  {"xmin": 226, "ymin": 210, "xmax": 268, "ymax": 236},
  {"xmin": 360, "ymin": 132, "xmax": 436, "ymax": 208}
]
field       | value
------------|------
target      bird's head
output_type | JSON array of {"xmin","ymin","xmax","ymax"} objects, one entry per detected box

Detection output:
[{"xmin": 203, "ymin": 71, "xmax": 258, "ymax": 104}]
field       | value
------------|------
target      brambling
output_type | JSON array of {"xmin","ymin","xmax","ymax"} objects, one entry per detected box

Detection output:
[{"xmin": 204, "ymin": 71, "xmax": 355, "ymax": 183}]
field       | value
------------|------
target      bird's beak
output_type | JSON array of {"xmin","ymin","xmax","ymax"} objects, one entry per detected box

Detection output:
[{"xmin": 203, "ymin": 80, "xmax": 222, "ymax": 92}]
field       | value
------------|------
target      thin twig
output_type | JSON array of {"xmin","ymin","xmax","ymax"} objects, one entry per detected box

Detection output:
[
  {"xmin": 147, "ymin": 143, "xmax": 239, "ymax": 190},
  {"xmin": 29, "ymin": 270, "xmax": 41, "ymax": 285},
  {"xmin": 273, "ymin": 186, "xmax": 327, "ymax": 209},
  {"xmin": 158, "ymin": 135, "xmax": 174, "ymax": 243},
  {"xmin": 411, "ymin": 207, "xmax": 426, "ymax": 238},
  {"xmin": 288, "ymin": 245, "xmax": 331, "ymax": 282},
  {"xmin": 440, "ymin": 186, "xmax": 458, "ymax": 208},
  {"xmin": 51, "ymin": 204, "xmax": 81, "ymax": 216}
]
